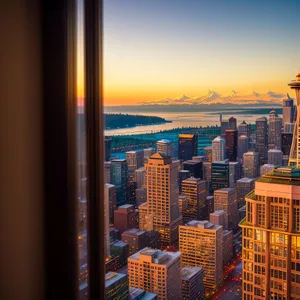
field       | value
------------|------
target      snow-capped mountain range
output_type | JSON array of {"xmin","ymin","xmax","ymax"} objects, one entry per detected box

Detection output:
[{"xmin": 140, "ymin": 90, "xmax": 287, "ymax": 105}]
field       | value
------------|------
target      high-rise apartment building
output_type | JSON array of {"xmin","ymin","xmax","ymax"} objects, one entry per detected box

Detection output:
[
  {"xmin": 135, "ymin": 186, "xmax": 147, "ymax": 206},
  {"xmin": 238, "ymin": 120, "xmax": 250, "ymax": 137},
  {"xmin": 145, "ymin": 153, "xmax": 181, "ymax": 248},
  {"xmin": 268, "ymin": 109, "xmax": 282, "ymax": 150},
  {"xmin": 183, "ymin": 160, "xmax": 203, "ymax": 179},
  {"xmin": 110, "ymin": 159, "xmax": 128, "ymax": 206},
  {"xmin": 229, "ymin": 161, "xmax": 242, "ymax": 188},
  {"xmin": 179, "ymin": 220, "xmax": 223, "ymax": 290},
  {"xmin": 236, "ymin": 178, "xmax": 256, "ymax": 209},
  {"xmin": 121, "ymin": 228, "xmax": 147, "ymax": 257},
  {"xmin": 204, "ymin": 146, "xmax": 212, "ymax": 162},
  {"xmin": 268, "ymin": 149, "xmax": 282, "ymax": 166},
  {"xmin": 255, "ymin": 116, "xmax": 268, "ymax": 165},
  {"xmin": 212, "ymin": 136, "xmax": 225, "ymax": 162},
  {"xmin": 144, "ymin": 147, "xmax": 155, "ymax": 159},
  {"xmin": 105, "ymin": 183, "xmax": 117, "ymax": 225},
  {"xmin": 128, "ymin": 248, "xmax": 182, "ymax": 300},
  {"xmin": 243, "ymin": 152, "xmax": 260, "ymax": 178},
  {"xmin": 206, "ymin": 196, "xmax": 214, "ymax": 215},
  {"xmin": 135, "ymin": 167, "xmax": 146, "ymax": 188},
  {"xmin": 182, "ymin": 177, "xmax": 207, "ymax": 222},
  {"xmin": 178, "ymin": 134, "xmax": 198, "ymax": 161},
  {"xmin": 229, "ymin": 116, "xmax": 237, "ymax": 130},
  {"xmin": 225, "ymin": 129, "xmax": 238, "ymax": 162},
  {"xmin": 214, "ymin": 188, "xmax": 238, "ymax": 231},
  {"xmin": 114, "ymin": 204, "xmax": 137, "ymax": 234},
  {"xmin": 240, "ymin": 166, "xmax": 300, "ymax": 299},
  {"xmin": 105, "ymin": 272, "xmax": 129, "ymax": 300},
  {"xmin": 203, "ymin": 162, "xmax": 212, "ymax": 193},
  {"xmin": 181, "ymin": 267, "xmax": 205, "ymax": 300},
  {"xmin": 129, "ymin": 287, "xmax": 158, "ymax": 300},
  {"xmin": 126, "ymin": 150, "xmax": 144, "ymax": 181},
  {"xmin": 156, "ymin": 139, "xmax": 173, "ymax": 157},
  {"xmin": 238, "ymin": 135, "xmax": 249, "ymax": 162},
  {"xmin": 210, "ymin": 210, "xmax": 226, "ymax": 228},
  {"xmin": 211, "ymin": 160, "xmax": 230, "ymax": 191},
  {"xmin": 223, "ymin": 230, "xmax": 233, "ymax": 266},
  {"xmin": 260, "ymin": 163, "xmax": 276, "ymax": 176},
  {"xmin": 178, "ymin": 194, "xmax": 187, "ymax": 220},
  {"xmin": 282, "ymin": 95, "xmax": 294, "ymax": 125},
  {"xmin": 179, "ymin": 170, "xmax": 191, "ymax": 194}
]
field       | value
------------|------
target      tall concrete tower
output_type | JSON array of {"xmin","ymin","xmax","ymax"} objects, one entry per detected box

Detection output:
[{"xmin": 288, "ymin": 73, "xmax": 300, "ymax": 167}]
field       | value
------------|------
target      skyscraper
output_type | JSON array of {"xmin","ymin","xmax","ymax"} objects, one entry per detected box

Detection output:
[
  {"xmin": 128, "ymin": 248, "xmax": 182, "ymax": 299},
  {"xmin": 240, "ymin": 166, "xmax": 300, "ymax": 299},
  {"xmin": 268, "ymin": 149, "xmax": 282, "ymax": 166},
  {"xmin": 179, "ymin": 170, "xmax": 191, "ymax": 194},
  {"xmin": 243, "ymin": 151, "xmax": 260, "ymax": 178},
  {"xmin": 211, "ymin": 160, "xmax": 230, "ymax": 191},
  {"xmin": 212, "ymin": 136, "xmax": 225, "ymax": 162},
  {"xmin": 238, "ymin": 135, "xmax": 249, "ymax": 162},
  {"xmin": 126, "ymin": 150, "xmax": 144, "ymax": 181},
  {"xmin": 104, "ymin": 136, "xmax": 112, "ymax": 162},
  {"xmin": 214, "ymin": 188, "xmax": 238, "ymax": 231},
  {"xmin": 135, "ymin": 167, "xmax": 145, "ymax": 188},
  {"xmin": 114, "ymin": 204, "xmax": 138, "ymax": 234},
  {"xmin": 121, "ymin": 228, "xmax": 147, "ymax": 257},
  {"xmin": 221, "ymin": 121, "xmax": 230, "ymax": 136},
  {"xmin": 238, "ymin": 120, "xmax": 250, "ymax": 137},
  {"xmin": 288, "ymin": 73, "xmax": 300, "ymax": 167},
  {"xmin": 282, "ymin": 94, "xmax": 294, "ymax": 125},
  {"xmin": 282, "ymin": 132, "xmax": 293, "ymax": 166},
  {"xmin": 178, "ymin": 134, "xmax": 198, "ymax": 161},
  {"xmin": 229, "ymin": 116, "xmax": 237, "ymax": 130},
  {"xmin": 105, "ymin": 272, "xmax": 129, "ymax": 300},
  {"xmin": 225, "ymin": 129, "xmax": 238, "ymax": 162},
  {"xmin": 255, "ymin": 116, "xmax": 268, "ymax": 165},
  {"xmin": 284, "ymin": 122, "xmax": 295, "ymax": 134},
  {"xmin": 268, "ymin": 109, "xmax": 282, "ymax": 150},
  {"xmin": 204, "ymin": 146, "xmax": 212, "ymax": 162},
  {"xmin": 236, "ymin": 177, "xmax": 256, "ymax": 208},
  {"xmin": 179, "ymin": 221, "xmax": 223, "ymax": 290},
  {"xmin": 183, "ymin": 160, "xmax": 203, "ymax": 179},
  {"xmin": 229, "ymin": 161, "xmax": 242, "ymax": 188},
  {"xmin": 145, "ymin": 153, "xmax": 181, "ymax": 248},
  {"xmin": 181, "ymin": 267, "xmax": 205, "ymax": 300},
  {"xmin": 260, "ymin": 163, "xmax": 276, "ymax": 176},
  {"xmin": 156, "ymin": 139, "xmax": 173, "ymax": 157},
  {"xmin": 110, "ymin": 159, "xmax": 128, "ymax": 206},
  {"xmin": 181, "ymin": 177, "xmax": 207, "ymax": 222},
  {"xmin": 105, "ymin": 183, "xmax": 117, "ymax": 225}
]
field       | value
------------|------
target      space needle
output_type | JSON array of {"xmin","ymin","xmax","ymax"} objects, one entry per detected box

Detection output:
[{"xmin": 288, "ymin": 73, "xmax": 300, "ymax": 167}]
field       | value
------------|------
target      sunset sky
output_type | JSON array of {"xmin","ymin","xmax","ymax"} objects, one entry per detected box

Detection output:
[{"xmin": 100, "ymin": 0, "xmax": 300, "ymax": 106}]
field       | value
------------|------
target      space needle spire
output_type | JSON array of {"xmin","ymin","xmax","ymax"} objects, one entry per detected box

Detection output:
[{"xmin": 288, "ymin": 73, "xmax": 300, "ymax": 167}]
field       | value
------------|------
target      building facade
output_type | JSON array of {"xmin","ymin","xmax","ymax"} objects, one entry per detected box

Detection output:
[
  {"xmin": 178, "ymin": 134, "xmax": 198, "ymax": 162},
  {"xmin": 243, "ymin": 152, "xmax": 260, "ymax": 178},
  {"xmin": 212, "ymin": 136, "xmax": 225, "ymax": 162}
]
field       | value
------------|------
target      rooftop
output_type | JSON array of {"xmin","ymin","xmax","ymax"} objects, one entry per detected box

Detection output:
[
  {"xmin": 122, "ymin": 228, "xmax": 146, "ymax": 237},
  {"xmin": 157, "ymin": 139, "xmax": 172, "ymax": 144},
  {"xmin": 111, "ymin": 240, "xmax": 128, "ymax": 248},
  {"xmin": 237, "ymin": 177, "xmax": 256, "ymax": 183},
  {"xmin": 268, "ymin": 149, "xmax": 282, "ymax": 153},
  {"xmin": 213, "ymin": 136, "xmax": 225, "ymax": 142},
  {"xmin": 183, "ymin": 160, "xmax": 201, "ymax": 165},
  {"xmin": 256, "ymin": 116, "xmax": 267, "ymax": 121},
  {"xmin": 181, "ymin": 266, "xmax": 204, "ymax": 280},
  {"xmin": 126, "ymin": 150, "xmax": 143, "ymax": 154},
  {"xmin": 210, "ymin": 210, "xmax": 225, "ymax": 216},
  {"xmin": 215, "ymin": 187, "xmax": 235, "ymax": 192},
  {"xmin": 105, "ymin": 272, "xmax": 127, "ymax": 288},
  {"xmin": 129, "ymin": 287, "xmax": 157, "ymax": 300},
  {"xmin": 185, "ymin": 220, "xmax": 222, "ymax": 230},
  {"xmin": 179, "ymin": 133, "xmax": 197, "ymax": 139},
  {"xmin": 111, "ymin": 159, "xmax": 126, "ymax": 163}
]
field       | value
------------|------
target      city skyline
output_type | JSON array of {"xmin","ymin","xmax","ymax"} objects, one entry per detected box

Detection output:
[{"xmin": 99, "ymin": 0, "xmax": 300, "ymax": 106}]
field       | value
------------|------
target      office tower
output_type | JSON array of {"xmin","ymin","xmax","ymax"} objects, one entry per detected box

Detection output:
[
  {"xmin": 121, "ymin": 228, "xmax": 147, "ymax": 256},
  {"xmin": 238, "ymin": 205, "xmax": 246, "ymax": 223},
  {"xmin": 236, "ymin": 178, "xmax": 256, "ymax": 209},
  {"xmin": 178, "ymin": 195, "xmax": 187, "ymax": 219},
  {"xmin": 225, "ymin": 129, "xmax": 238, "ymax": 161},
  {"xmin": 129, "ymin": 287, "xmax": 158, "ymax": 300},
  {"xmin": 110, "ymin": 159, "xmax": 128, "ymax": 206},
  {"xmin": 223, "ymin": 230, "xmax": 233, "ymax": 266},
  {"xmin": 203, "ymin": 162, "xmax": 212, "ymax": 193},
  {"xmin": 210, "ymin": 210, "xmax": 226, "ymax": 228},
  {"xmin": 192, "ymin": 155, "xmax": 205, "ymax": 162},
  {"xmin": 114, "ymin": 204, "xmax": 137, "ymax": 234},
  {"xmin": 289, "ymin": 73, "xmax": 300, "ymax": 167},
  {"xmin": 179, "ymin": 221, "xmax": 223, "ymax": 290},
  {"xmin": 135, "ymin": 167, "xmax": 145, "ymax": 188},
  {"xmin": 268, "ymin": 149, "xmax": 282, "ymax": 166},
  {"xmin": 178, "ymin": 133, "xmax": 198, "ymax": 161},
  {"xmin": 214, "ymin": 188, "xmax": 238, "ymax": 231},
  {"xmin": 284, "ymin": 122, "xmax": 295, "ymax": 134},
  {"xmin": 255, "ymin": 116, "xmax": 268, "ymax": 165},
  {"xmin": 128, "ymin": 248, "xmax": 182, "ymax": 300},
  {"xmin": 136, "ymin": 186, "xmax": 147, "ymax": 206},
  {"xmin": 211, "ymin": 160, "xmax": 230, "ymax": 191},
  {"xmin": 145, "ymin": 230, "xmax": 161, "ymax": 250},
  {"xmin": 238, "ymin": 135, "xmax": 249, "ymax": 162},
  {"xmin": 105, "ymin": 183, "xmax": 116, "ymax": 225},
  {"xmin": 104, "ymin": 161, "xmax": 111, "ymax": 184},
  {"xmin": 127, "ymin": 181, "xmax": 137, "ymax": 206},
  {"xmin": 282, "ymin": 95, "xmax": 294, "ymax": 125},
  {"xmin": 229, "ymin": 116, "xmax": 237, "ymax": 130},
  {"xmin": 182, "ymin": 178, "xmax": 207, "ymax": 223},
  {"xmin": 240, "ymin": 166, "xmax": 300, "ymax": 299},
  {"xmin": 221, "ymin": 121, "xmax": 229, "ymax": 136},
  {"xmin": 145, "ymin": 153, "xmax": 181, "ymax": 248},
  {"xmin": 144, "ymin": 147, "xmax": 155, "ymax": 159},
  {"xmin": 212, "ymin": 136, "xmax": 225, "ymax": 162},
  {"xmin": 110, "ymin": 241, "xmax": 129, "ymax": 267},
  {"xmin": 126, "ymin": 150, "xmax": 144, "ymax": 181},
  {"xmin": 268, "ymin": 109, "xmax": 282, "ymax": 150},
  {"xmin": 138, "ymin": 203, "xmax": 152, "ymax": 231},
  {"xmin": 179, "ymin": 170, "xmax": 191, "ymax": 194},
  {"xmin": 206, "ymin": 196, "xmax": 214, "ymax": 214},
  {"xmin": 229, "ymin": 161, "xmax": 242, "ymax": 188},
  {"xmin": 282, "ymin": 132, "xmax": 293, "ymax": 166},
  {"xmin": 181, "ymin": 267, "xmax": 205, "ymax": 300},
  {"xmin": 105, "ymin": 272, "xmax": 129, "ymax": 300},
  {"xmin": 243, "ymin": 151, "xmax": 260, "ymax": 178},
  {"xmin": 204, "ymin": 146, "xmax": 212, "ymax": 162},
  {"xmin": 183, "ymin": 160, "xmax": 203, "ymax": 179},
  {"xmin": 104, "ymin": 136, "xmax": 112, "ymax": 162},
  {"xmin": 110, "ymin": 227, "xmax": 121, "ymax": 244},
  {"xmin": 238, "ymin": 120, "xmax": 250, "ymax": 137},
  {"xmin": 156, "ymin": 139, "xmax": 173, "ymax": 157},
  {"xmin": 260, "ymin": 163, "xmax": 276, "ymax": 176}
]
